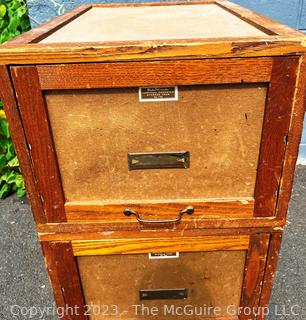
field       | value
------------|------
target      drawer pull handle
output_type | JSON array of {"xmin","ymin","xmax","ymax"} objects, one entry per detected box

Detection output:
[{"xmin": 123, "ymin": 206, "xmax": 194, "ymax": 224}]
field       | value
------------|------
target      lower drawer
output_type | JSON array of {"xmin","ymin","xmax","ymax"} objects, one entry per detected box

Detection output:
[
  {"xmin": 42, "ymin": 234, "xmax": 274, "ymax": 320},
  {"xmin": 78, "ymin": 251, "xmax": 246, "ymax": 319}
]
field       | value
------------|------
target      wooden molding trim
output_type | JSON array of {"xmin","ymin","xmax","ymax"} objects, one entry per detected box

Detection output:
[
  {"xmin": 41, "ymin": 242, "xmax": 87, "ymax": 319},
  {"xmin": 276, "ymin": 56, "xmax": 306, "ymax": 219},
  {"xmin": 65, "ymin": 200, "xmax": 254, "ymax": 223},
  {"xmin": 11, "ymin": 66, "xmax": 66, "ymax": 223},
  {"xmin": 72, "ymin": 235, "xmax": 250, "ymax": 256},
  {"xmin": 257, "ymin": 233, "xmax": 283, "ymax": 320},
  {"xmin": 0, "ymin": 37, "xmax": 304, "ymax": 65},
  {"xmin": 36, "ymin": 220, "xmax": 285, "ymax": 242},
  {"xmin": 36, "ymin": 58, "xmax": 273, "ymax": 90},
  {"xmin": 38, "ymin": 226, "xmax": 284, "ymax": 242},
  {"xmin": 215, "ymin": 1, "xmax": 303, "ymax": 36},
  {"xmin": 240, "ymin": 234, "xmax": 270, "ymax": 319},
  {"xmin": 254, "ymin": 56, "xmax": 300, "ymax": 217},
  {"xmin": 0, "ymin": 65, "xmax": 46, "ymax": 224}
]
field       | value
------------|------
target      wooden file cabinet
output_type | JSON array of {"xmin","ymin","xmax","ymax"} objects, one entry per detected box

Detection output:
[{"xmin": 0, "ymin": 1, "xmax": 305, "ymax": 319}]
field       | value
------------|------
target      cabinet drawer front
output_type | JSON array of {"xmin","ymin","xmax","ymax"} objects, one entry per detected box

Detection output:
[
  {"xmin": 78, "ymin": 251, "xmax": 246, "ymax": 319},
  {"xmin": 46, "ymin": 84, "xmax": 266, "ymax": 223},
  {"xmin": 46, "ymin": 84, "xmax": 266, "ymax": 203},
  {"xmin": 11, "ymin": 58, "xmax": 299, "ymax": 223}
]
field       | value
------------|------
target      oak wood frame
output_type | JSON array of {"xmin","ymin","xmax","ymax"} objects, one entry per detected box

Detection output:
[
  {"xmin": 0, "ymin": 1, "xmax": 305, "ymax": 65},
  {"xmin": 9, "ymin": 56, "xmax": 303, "ymax": 228},
  {"xmin": 0, "ymin": 65, "xmax": 46, "ymax": 224}
]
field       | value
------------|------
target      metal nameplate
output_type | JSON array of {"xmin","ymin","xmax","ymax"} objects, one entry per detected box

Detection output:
[
  {"xmin": 140, "ymin": 289, "xmax": 188, "ymax": 300},
  {"xmin": 128, "ymin": 152, "xmax": 190, "ymax": 170},
  {"xmin": 139, "ymin": 86, "xmax": 178, "ymax": 102},
  {"xmin": 149, "ymin": 252, "xmax": 179, "ymax": 259}
]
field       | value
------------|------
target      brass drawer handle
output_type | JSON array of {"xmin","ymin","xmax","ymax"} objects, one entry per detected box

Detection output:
[{"xmin": 123, "ymin": 206, "xmax": 194, "ymax": 224}]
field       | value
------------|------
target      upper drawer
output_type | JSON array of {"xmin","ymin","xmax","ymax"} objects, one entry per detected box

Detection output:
[{"xmin": 11, "ymin": 57, "xmax": 299, "ymax": 226}]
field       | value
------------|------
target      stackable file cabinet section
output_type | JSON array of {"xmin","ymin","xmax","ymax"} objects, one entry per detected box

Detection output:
[{"xmin": 0, "ymin": 1, "xmax": 305, "ymax": 319}]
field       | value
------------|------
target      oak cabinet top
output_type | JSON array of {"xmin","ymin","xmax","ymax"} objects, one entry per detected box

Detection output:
[{"xmin": 0, "ymin": 1, "xmax": 305, "ymax": 64}]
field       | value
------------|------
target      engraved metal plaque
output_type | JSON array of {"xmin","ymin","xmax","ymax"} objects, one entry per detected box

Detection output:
[
  {"xmin": 140, "ymin": 288, "xmax": 188, "ymax": 300},
  {"xmin": 139, "ymin": 86, "xmax": 178, "ymax": 102},
  {"xmin": 149, "ymin": 252, "xmax": 179, "ymax": 259},
  {"xmin": 128, "ymin": 152, "xmax": 189, "ymax": 170}
]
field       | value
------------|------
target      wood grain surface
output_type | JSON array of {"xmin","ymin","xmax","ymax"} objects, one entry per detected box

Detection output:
[
  {"xmin": 276, "ymin": 56, "xmax": 306, "ymax": 219},
  {"xmin": 11, "ymin": 66, "xmax": 66, "ymax": 222},
  {"xmin": 254, "ymin": 57, "xmax": 300, "ymax": 217},
  {"xmin": 0, "ymin": 1, "xmax": 304, "ymax": 64},
  {"xmin": 37, "ymin": 226, "xmax": 284, "ymax": 242},
  {"xmin": 257, "ymin": 233, "xmax": 283, "ymax": 320},
  {"xmin": 0, "ymin": 66, "xmax": 46, "ymax": 224},
  {"xmin": 37, "ymin": 58, "xmax": 273, "ymax": 89},
  {"xmin": 240, "ymin": 234, "xmax": 270, "ymax": 320},
  {"xmin": 72, "ymin": 235, "xmax": 250, "ymax": 256},
  {"xmin": 65, "ymin": 200, "xmax": 254, "ymax": 223},
  {"xmin": 41, "ymin": 242, "xmax": 87, "ymax": 320}
]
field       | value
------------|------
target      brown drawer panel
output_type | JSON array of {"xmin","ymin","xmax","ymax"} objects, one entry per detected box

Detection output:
[
  {"xmin": 78, "ymin": 250, "xmax": 246, "ymax": 319},
  {"xmin": 46, "ymin": 84, "xmax": 267, "ymax": 204}
]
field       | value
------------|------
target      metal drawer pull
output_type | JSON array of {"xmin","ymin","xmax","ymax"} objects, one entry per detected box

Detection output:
[{"xmin": 123, "ymin": 206, "xmax": 194, "ymax": 224}]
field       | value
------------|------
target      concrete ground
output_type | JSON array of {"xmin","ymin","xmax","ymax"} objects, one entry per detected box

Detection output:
[{"xmin": 0, "ymin": 166, "xmax": 305, "ymax": 320}]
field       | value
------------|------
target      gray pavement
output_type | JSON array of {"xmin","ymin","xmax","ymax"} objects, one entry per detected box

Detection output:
[{"xmin": 0, "ymin": 166, "xmax": 305, "ymax": 319}]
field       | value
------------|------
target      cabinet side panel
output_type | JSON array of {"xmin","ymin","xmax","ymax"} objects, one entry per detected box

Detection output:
[
  {"xmin": 240, "ymin": 234, "xmax": 270, "ymax": 319},
  {"xmin": 254, "ymin": 57, "xmax": 300, "ymax": 217},
  {"xmin": 11, "ymin": 66, "xmax": 66, "ymax": 223},
  {"xmin": 276, "ymin": 56, "xmax": 306, "ymax": 219},
  {"xmin": 0, "ymin": 65, "xmax": 46, "ymax": 224},
  {"xmin": 41, "ymin": 242, "xmax": 87, "ymax": 320}
]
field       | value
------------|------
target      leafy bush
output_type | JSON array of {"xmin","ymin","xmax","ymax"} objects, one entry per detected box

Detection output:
[
  {"xmin": 0, "ymin": 0, "xmax": 30, "ymax": 43},
  {"xmin": 0, "ymin": 0, "xmax": 30, "ymax": 198}
]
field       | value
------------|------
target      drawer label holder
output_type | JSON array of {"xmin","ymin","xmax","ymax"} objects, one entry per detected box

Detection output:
[
  {"xmin": 149, "ymin": 252, "xmax": 179, "ymax": 259},
  {"xmin": 140, "ymin": 288, "xmax": 188, "ymax": 300},
  {"xmin": 128, "ymin": 151, "xmax": 190, "ymax": 170},
  {"xmin": 139, "ymin": 86, "xmax": 178, "ymax": 102}
]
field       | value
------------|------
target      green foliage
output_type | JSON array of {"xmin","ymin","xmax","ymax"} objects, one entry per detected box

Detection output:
[
  {"xmin": 0, "ymin": 0, "xmax": 30, "ymax": 43},
  {"xmin": 0, "ymin": 101, "xmax": 26, "ymax": 199},
  {"xmin": 0, "ymin": 0, "xmax": 29, "ymax": 198}
]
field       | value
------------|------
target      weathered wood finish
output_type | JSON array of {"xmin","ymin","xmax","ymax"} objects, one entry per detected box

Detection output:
[
  {"xmin": 0, "ymin": 2, "xmax": 305, "ymax": 318},
  {"xmin": 0, "ymin": 1, "xmax": 305, "ymax": 65},
  {"xmin": 37, "ymin": 226, "xmax": 284, "ymax": 242},
  {"xmin": 240, "ymin": 234, "xmax": 270, "ymax": 320},
  {"xmin": 215, "ymin": 0, "xmax": 303, "ymax": 36},
  {"xmin": 37, "ymin": 58, "xmax": 273, "ymax": 89},
  {"xmin": 257, "ymin": 233, "xmax": 283, "ymax": 320},
  {"xmin": 276, "ymin": 56, "xmax": 306, "ymax": 219},
  {"xmin": 254, "ymin": 57, "xmax": 300, "ymax": 217},
  {"xmin": 72, "ymin": 235, "xmax": 250, "ymax": 256},
  {"xmin": 11, "ymin": 66, "xmax": 66, "ymax": 223},
  {"xmin": 1, "ymin": 36, "xmax": 305, "ymax": 65},
  {"xmin": 41, "ymin": 242, "xmax": 87, "ymax": 320},
  {"xmin": 0, "ymin": 65, "xmax": 46, "ymax": 224},
  {"xmin": 66, "ymin": 200, "xmax": 254, "ymax": 223}
]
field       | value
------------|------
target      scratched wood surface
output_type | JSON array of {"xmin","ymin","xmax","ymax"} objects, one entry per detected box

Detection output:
[
  {"xmin": 239, "ymin": 234, "xmax": 270, "ymax": 320},
  {"xmin": 0, "ymin": 1, "xmax": 305, "ymax": 64},
  {"xmin": 11, "ymin": 66, "xmax": 66, "ymax": 223},
  {"xmin": 0, "ymin": 66, "xmax": 46, "ymax": 224},
  {"xmin": 41, "ymin": 242, "xmax": 87, "ymax": 320}
]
